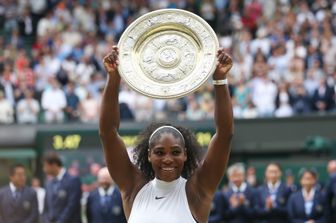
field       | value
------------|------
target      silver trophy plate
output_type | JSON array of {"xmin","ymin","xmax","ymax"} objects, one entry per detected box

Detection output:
[{"xmin": 118, "ymin": 9, "xmax": 219, "ymax": 99}]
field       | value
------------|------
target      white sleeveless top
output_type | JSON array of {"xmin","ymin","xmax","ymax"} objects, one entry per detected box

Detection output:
[{"xmin": 128, "ymin": 177, "xmax": 197, "ymax": 223}]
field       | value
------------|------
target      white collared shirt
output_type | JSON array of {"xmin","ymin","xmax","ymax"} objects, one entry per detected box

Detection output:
[
  {"xmin": 231, "ymin": 182, "xmax": 247, "ymax": 193},
  {"xmin": 9, "ymin": 182, "xmax": 17, "ymax": 195},
  {"xmin": 98, "ymin": 186, "xmax": 115, "ymax": 197},
  {"xmin": 302, "ymin": 188, "xmax": 315, "ymax": 216},
  {"xmin": 56, "ymin": 168, "xmax": 66, "ymax": 181},
  {"xmin": 267, "ymin": 181, "xmax": 281, "ymax": 191},
  {"xmin": 267, "ymin": 181, "xmax": 281, "ymax": 205},
  {"xmin": 302, "ymin": 188, "xmax": 315, "ymax": 201},
  {"xmin": 302, "ymin": 188, "xmax": 315, "ymax": 215}
]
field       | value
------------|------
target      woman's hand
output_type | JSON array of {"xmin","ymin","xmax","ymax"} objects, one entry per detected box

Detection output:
[
  {"xmin": 103, "ymin": 46, "xmax": 119, "ymax": 74},
  {"xmin": 213, "ymin": 49, "xmax": 233, "ymax": 80}
]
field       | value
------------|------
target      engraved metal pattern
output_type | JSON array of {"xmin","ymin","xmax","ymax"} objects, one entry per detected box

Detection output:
[{"xmin": 118, "ymin": 9, "xmax": 219, "ymax": 99}]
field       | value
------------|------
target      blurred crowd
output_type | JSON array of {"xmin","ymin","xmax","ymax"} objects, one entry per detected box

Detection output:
[
  {"xmin": 0, "ymin": 0, "xmax": 336, "ymax": 124},
  {"xmin": 1, "ymin": 153, "xmax": 336, "ymax": 223}
]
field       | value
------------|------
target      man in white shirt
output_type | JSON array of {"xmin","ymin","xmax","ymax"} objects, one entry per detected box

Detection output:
[
  {"xmin": 16, "ymin": 90, "xmax": 40, "ymax": 123},
  {"xmin": 41, "ymin": 78, "xmax": 66, "ymax": 123},
  {"xmin": 223, "ymin": 163, "xmax": 258, "ymax": 223},
  {"xmin": 0, "ymin": 90, "xmax": 14, "ymax": 124}
]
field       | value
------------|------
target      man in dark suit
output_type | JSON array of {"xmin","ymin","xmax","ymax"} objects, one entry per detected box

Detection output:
[
  {"xmin": 326, "ymin": 160, "xmax": 336, "ymax": 223},
  {"xmin": 0, "ymin": 164, "xmax": 38, "ymax": 223},
  {"xmin": 256, "ymin": 162, "xmax": 292, "ymax": 223},
  {"xmin": 43, "ymin": 152, "xmax": 82, "ymax": 223},
  {"xmin": 312, "ymin": 78, "xmax": 335, "ymax": 112},
  {"xmin": 86, "ymin": 167, "xmax": 127, "ymax": 223},
  {"xmin": 223, "ymin": 163, "xmax": 258, "ymax": 223},
  {"xmin": 209, "ymin": 190, "xmax": 227, "ymax": 223}
]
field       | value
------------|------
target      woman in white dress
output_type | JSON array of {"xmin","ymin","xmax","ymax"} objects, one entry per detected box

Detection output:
[{"xmin": 99, "ymin": 46, "xmax": 233, "ymax": 223}]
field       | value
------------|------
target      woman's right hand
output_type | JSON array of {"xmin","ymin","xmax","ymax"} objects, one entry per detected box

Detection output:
[{"xmin": 103, "ymin": 46, "xmax": 119, "ymax": 74}]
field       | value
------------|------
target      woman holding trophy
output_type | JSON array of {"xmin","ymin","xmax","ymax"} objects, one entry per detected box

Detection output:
[{"xmin": 99, "ymin": 43, "xmax": 233, "ymax": 222}]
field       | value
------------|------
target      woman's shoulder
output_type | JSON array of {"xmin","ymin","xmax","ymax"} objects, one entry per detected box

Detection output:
[
  {"xmin": 122, "ymin": 174, "xmax": 149, "ymax": 200},
  {"xmin": 121, "ymin": 175, "xmax": 149, "ymax": 218}
]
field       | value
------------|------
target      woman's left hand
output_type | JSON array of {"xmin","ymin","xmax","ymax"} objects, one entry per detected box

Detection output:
[{"xmin": 213, "ymin": 49, "xmax": 233, "ymax": 80}]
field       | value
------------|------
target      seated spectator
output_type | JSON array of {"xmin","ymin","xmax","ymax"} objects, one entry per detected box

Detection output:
[
  {"xmin": 16, "ymin": 50, "xmax": 35, "ymax": 89},
  {"xmin": 0, "ymin": 90, "xmax": 14, "ymax": 124},
  {"xmin": 186, "ymin": 96, "xmax": 205, "ymax": 121},
  {"xmin": 41, "ymin": 78, "xmax": 66, "ymax": 123},
  {"xmin": 119, "ymin": 84, "xmax": 136, "ymax": 113},
  {"xmin": 164, "ymin": 98, "xmax": 187, "ymax": 120},
  {"xmin": 304, "ymin": 71, "xmax": 319, "ymax": 96},
  {"xmin": 14, "ymin": 81, "xmax": 29, "ymax": 103},
  {"xmin": 312, "ymin": 78, "xmax": 335, "ymax": 113},
  {"xmin": 119, "ymin": 102, "xmax": 134, "ymax": 121},
  {"xmin": 80, "ymin": 91, "xmax": 100, "ymax": 123},
  {"xmin": 242, "ymin": 100, "xmax": 258, "ymax": 119},
  {"xmin": 268, "ymin": 44, "xmax": 291, "ymax": 82},
  {"xmin": 275, "ymin": 101, "xmax": 293, "ymax": 117},
  {"xmin": 234, "ymin": 78, "xmax": 251, "ymax": 110},
  {"xmin": 200, "ymin": 92, "xmax": 215, "ymax": 119},
  {"xmin": 65, "ymin": 82, "xmax": 80, "ymax": 121},
  {"xmin": 287, "ymin": 55, "xmax": 305, "ymax": 82},
  {"xmin": 16, "ymin": 89, "xmax": 40, "ymax": 123},
  {"xmin": 0, "ymin": 62, "xmax": 16, "ymax": 106},
  {"xmin": 232, "ymin": 97, "xmax": 243, "ymax": 118},
  {"xmin": 250, "ymin": 75, "xmax": 277, "ymax": 117},
  {"xmin": 134, "ymin": 94, "xmax": 154, "ymax": 122},
  {"xmin": 75, "ymin": 55, "xmax": 96, "ymax": 84},
  {"xmin": 291, "ymin": 84, "xmax": 312, "ymax": 114}
]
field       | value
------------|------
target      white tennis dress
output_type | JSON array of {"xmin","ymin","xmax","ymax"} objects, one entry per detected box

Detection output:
[{"xmin": 128, "ymin": 177, "xmax": 197, "ymax": 223}]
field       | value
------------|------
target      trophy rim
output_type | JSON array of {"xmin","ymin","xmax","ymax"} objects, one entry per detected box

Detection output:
[{"xmin": 117, "ymin": 8, "xmax": 219, "ymax": 99}]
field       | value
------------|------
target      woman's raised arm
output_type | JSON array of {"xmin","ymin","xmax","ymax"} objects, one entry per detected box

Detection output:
[
  {"xmin": 193, "ymin": 49, "xmax": 234, "ymax": 194},
  {"xmin": 99, "ymin": 46, "xmax": 140, "ymax": 192}
]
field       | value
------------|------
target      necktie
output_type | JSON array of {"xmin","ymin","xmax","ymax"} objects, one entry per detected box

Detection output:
[
  {"xmin": 101, "ymin": 193, "xmax": 110, "ymax": 214},
  {"xmin": 14, "ymin": 189, "xmax": 21, "ymax": 200},
  {"xmin": 52, "ymin": 179, "xmax": 59, "ymax": 194},
  {"xmin": 269, "ymin": 187, "xmax": 277, "ymax": 206}
]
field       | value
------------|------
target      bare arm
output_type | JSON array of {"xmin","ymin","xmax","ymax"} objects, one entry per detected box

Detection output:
[
  {"xmin": 193, "ymin": 49, "xmax": 234, "ymax": 194},
  {"xmin": 99, "ymin": 46, "xmax": 139, "ymax": 191}
]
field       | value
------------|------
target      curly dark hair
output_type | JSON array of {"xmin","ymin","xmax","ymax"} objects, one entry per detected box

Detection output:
[{"xmin": 132, "ymin": 122, "xmax": 203, "ymax": 181}]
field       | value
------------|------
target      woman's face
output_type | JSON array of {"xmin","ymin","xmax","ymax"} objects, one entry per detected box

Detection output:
[
  {"xmin": 265, "ymin": 164, "xmax": 281, "ymax": 184},
  {"xmin": 148, "ymin": 132, "xmax": 187, "ymax": 182},
  {"xmin": 300, "ymin": 172, "xmax": 316, "ymax": 190}
]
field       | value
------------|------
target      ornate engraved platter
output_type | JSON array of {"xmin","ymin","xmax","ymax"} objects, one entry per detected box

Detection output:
[{"xmin": 118, "ymin": 9, "xmax": 219, "ymax": 99}]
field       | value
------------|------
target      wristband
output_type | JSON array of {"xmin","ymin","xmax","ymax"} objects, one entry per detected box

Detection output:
[{"xmin": 213, "ymin": 79, "xmax": 228, "ymax": 85}]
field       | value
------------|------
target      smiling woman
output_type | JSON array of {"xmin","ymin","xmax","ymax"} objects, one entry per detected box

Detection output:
[
  {"xmin": 99, "ymin": 46, "xmax": 234, "ymax": 223},
  {"xmin": 133, "ymin": 123, "xmax": 202, "ymax": 181}
]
